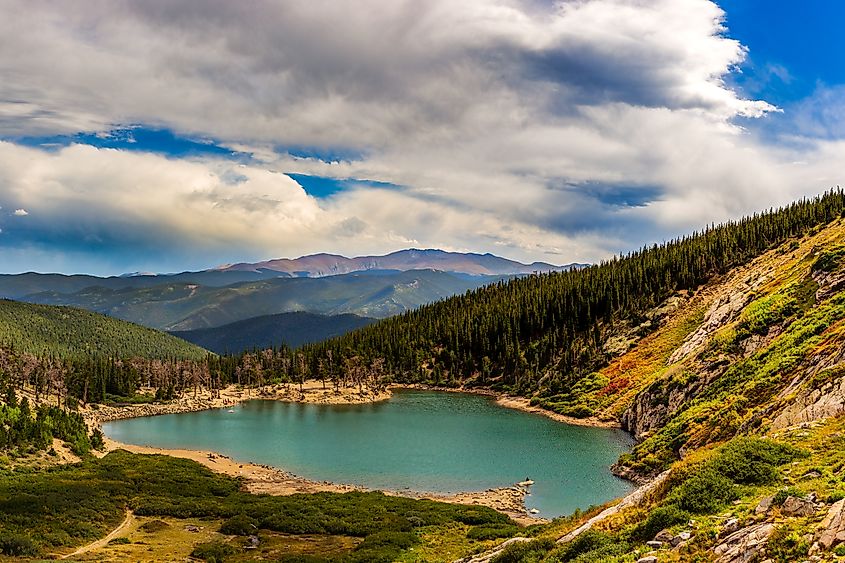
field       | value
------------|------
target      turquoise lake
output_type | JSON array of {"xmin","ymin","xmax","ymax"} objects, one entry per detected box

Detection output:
[{"xmin": 102, "ymin": 390, "xmax": 634, "ymax": 517}]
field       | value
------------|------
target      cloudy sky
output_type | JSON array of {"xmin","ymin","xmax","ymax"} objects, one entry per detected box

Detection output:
[{"xmin": 1, "ymin": 0, "xmax": 843, "ymax": 275}]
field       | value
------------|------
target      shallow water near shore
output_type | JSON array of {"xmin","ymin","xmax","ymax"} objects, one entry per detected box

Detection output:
[{"xmin": 103, "ymin": 389, "xmax": 634, "ymax": 517}]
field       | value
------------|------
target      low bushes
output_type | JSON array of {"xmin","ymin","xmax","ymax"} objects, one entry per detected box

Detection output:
[
  {"xmin": 466, "ymin": 523, "xmax": 520, "ymax": 540},
  {"xmin": 668, "ymin": 437, "xmax": 804, "ymax": 514},
  {"xmin": 0, "ymin": 450, "xmax": 514, "ymax": 559},
  {"xmin": 190, "ymin": 540, "xmax": 237, "ymax": 562}
]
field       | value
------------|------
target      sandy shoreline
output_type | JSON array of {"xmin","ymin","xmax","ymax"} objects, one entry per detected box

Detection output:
[
  {"xmin": 100, "ymin": 436, "xmax": 544, "ymax": 525},
  {"xmin": 84, "ymin": 380, "xmax": 627, "ymax": 526}
]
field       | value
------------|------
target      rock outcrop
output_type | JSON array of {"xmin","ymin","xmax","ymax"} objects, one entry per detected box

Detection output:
[
  {"xmin": 816, "ymin": 498, "xmax": 845, "ymax": 550},
  {"xmin": 771, "ymin": 368, "xmax": 845, "ymax": 430},
  {"xmin": 814, "ymin": 267, "xmax": 845, "ymax": 302},
  {"xmin": 712, "ymin": 522, "xmax": 775, "ymax": 563},
  {"xmin": 667, "ymin": 289, "xmax": 754, "ymax": 365}
]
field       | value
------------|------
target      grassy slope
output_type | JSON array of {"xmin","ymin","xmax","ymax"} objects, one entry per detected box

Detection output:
[
  {"xmin": 476, "ymin": 219, "xmax": 845, "ymax": 561},
  {"xmin": 0, "ymin": 300, "xmax": 208, "ymax": 360}
]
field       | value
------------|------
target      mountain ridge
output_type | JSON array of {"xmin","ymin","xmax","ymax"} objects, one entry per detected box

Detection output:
[
  {"xmin": 170, "ymin": 311, "xmax": 376, "ymax": 354},
  {"xmin": 216, "ymin": 248, "xmax": 585, "ymax": 277},
  {"xmin": 24, "ymin": 269, "xmax": 510, "ymax": 331}
]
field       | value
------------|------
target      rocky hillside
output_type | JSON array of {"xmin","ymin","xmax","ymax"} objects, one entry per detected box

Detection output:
[{"xmin": 470, "ymin": 218, "xmax": 845, "ymax": 562}]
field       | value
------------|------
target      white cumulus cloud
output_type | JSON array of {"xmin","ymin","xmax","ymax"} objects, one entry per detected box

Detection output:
[{"xmin": 0, "ymin": 0, "xmax": 840, "ymax": 274}]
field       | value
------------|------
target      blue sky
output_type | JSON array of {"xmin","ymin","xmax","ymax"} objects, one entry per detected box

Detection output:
[
  {"xmin": 0, "ymin": 0, "xmax": 843, "ymax": 276},
  {"xmin": 720, "ymin": 0, "xmax": 845, "ymax": 105}
]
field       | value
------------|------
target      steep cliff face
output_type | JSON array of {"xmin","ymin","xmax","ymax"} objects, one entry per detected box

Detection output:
[{"xmin": 604, "ymin": 221, "xmax": 845, "ymax": 478}]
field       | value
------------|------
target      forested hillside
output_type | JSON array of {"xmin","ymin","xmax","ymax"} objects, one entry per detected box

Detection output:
[
  {"xmin": 170, "ymin": 312, "xmax": 375, "ymax": 354},
  {"xmin": 0, "ymin": 300, "xmax": 208, "ymax": 360},
  {"xmin": 303, "ymin": 191, "xmax": 845, "ymax": 395}
]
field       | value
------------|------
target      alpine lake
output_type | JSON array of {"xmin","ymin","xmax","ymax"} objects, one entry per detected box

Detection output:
[{"xmin": 103, "ymin": 389, "xmax": 634, "ymax": 517}]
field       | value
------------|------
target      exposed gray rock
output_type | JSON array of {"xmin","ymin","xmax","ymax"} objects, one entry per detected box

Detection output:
[
  {"xmin": 781, "ymin": 495, "xmax": 817, "ymax": 517},
  {"xmin": 754, "ymin": 496, "xmax": 774, "ymax": 515},
  {"xmin": 668, "ymin": 290, "xmax": 753, "ymax": 365},
  {"xmin": 814, "ymin": 268, "xmax": 845, "ymax": 302},
  {"xmin": 637, "ymin": 556, "xmax": 658, "ymax": 563},
  {"xmin": 654, "ymin": 529, "xmax": 674, "ymax": 543},
  {"xmin": 817, "ymin": 498, "xmax": 845, "ymax": 550},
  {"xmin": 771, "ymin": 369, "xmax": 845, "ymax": 430},
  {"xmin": 713, "ymin": 522, "xmax": 775, "ymax": 563},
  {"xmin": 646, "ymin": 540, "xmax": 663, "ymax": 548},
  {"xmin": 722, "ymin": 518, "xmax": 741, "ymax": 535}
]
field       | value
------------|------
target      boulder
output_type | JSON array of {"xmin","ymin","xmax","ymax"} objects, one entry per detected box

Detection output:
[
  {"xmin": 637, "ymin": 557, "xmax": 658, "ymax": 563},
  {"xmin": 646, "ymin": 540, "xmax": 663, "ymax": 548},
  {"xmin": 713, "ymin": 522, "xmax": 775, "ymax": 563},
  {"xmin": 781, "ymin": 495, "xmax": 816, "ymax": 517},
  {"xmin": 817, "ymin": 498, "xmax": 845, "ymax": 550},
  {"xmin": 721, "ymin": 518, "xmax": 741, "ymax": 536},
  {"xmin": 755, "ymin": 496, "xmax": 774, "ymax": 515},
  {"xmin": 670, "ymin": 531, "xmax": 692, "ymax": 547},
  {"xmin": 654, "ymin": 529, "xmax": 674, "ymax": 543}
]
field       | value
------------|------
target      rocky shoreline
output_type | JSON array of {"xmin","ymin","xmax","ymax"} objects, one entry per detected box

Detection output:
[{"xmin": 85, "ymin": 381, "xmax": 391, "ymax": 426}]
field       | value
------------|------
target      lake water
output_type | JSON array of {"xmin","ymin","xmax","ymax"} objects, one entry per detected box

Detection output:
[{"xmin": 103, "ymin": 389, "xmax": 634, "ymax": 517}]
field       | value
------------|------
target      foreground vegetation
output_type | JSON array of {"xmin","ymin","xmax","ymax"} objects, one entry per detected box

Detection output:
[
  {"xmin": 0, "ymin": 450, "xmax": 513, "ymax": 560},
  {"xmin": 487, "ymin": 416, "xmax": 845, "ymax": 562}
]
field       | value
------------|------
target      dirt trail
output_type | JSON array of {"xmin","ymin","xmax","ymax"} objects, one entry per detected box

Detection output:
[{"xmin": 61, "ymin": 509, "xmax": 134, "ymax": 559}]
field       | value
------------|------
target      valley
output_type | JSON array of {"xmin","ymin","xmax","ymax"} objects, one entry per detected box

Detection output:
[{"xmin": 1, "ymin": 193, "xmax": 845, "ymax": 562}]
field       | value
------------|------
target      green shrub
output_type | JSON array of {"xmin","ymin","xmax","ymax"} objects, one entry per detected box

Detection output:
[
  {"xmin": 467, "ymin": 523, "xmax": 520, "ymax": 540},
  {"xmin": 767, "ymin": 522, "xmax": 810, "ymax": 562},
  {"xmin": 812, "ymin": 246, "xmax": 845, "ymax": 272},
  {"xmin": 491, "ymin": 538, "xmax": 555, "ymax": 563},
  {"xmin": 772, "ymin": 487, "xmax": 805, "ymax": 507},
  {"xmin": 108, "ymin": 536, "xmax": 130, "ymax": 545},
  {"xmin": 826, "ymin": 490, "xmax": 845, "ymax": 503},
  {"xmin": 669, "ymin": 467, "xmax": 738, "ymax": 514},
  {"xmin": 139, "ymin": 520, "xmax": 170, "ymax": 533},
  {"xmin": 560, "ymin": 404, "xmax": 595, "ymax": 419},
  {"xmin": 630, "ymin": 505, "xmax": 690, "ymax": 541},
  {"xmin": 546, "ymin": 529, "xmax": 629, "ymax": 562},
  {"xmin": 219, "ymin": 514, "xmax": 258, "ymax": 536},
  {"xmin": 90, "ymin": 428, "xmax": 105, "ymax": 451},
  {"xmin": 275, "ymin": 556, "xmax": 329, "ymax": 563},
  {"xmin": 0, "ymin": 533, "xmax": 40, "ymax": 557},
  {"xmin": 712, "ymin": 438, "xmax": 805, "ymax": 485},
  {"xmin": 190, "ymin": 540, "xmax": 237, "ymax": 562},
  {"xmin": 355, "ymin": 531, "xmax": 418, "ymax": 551}
]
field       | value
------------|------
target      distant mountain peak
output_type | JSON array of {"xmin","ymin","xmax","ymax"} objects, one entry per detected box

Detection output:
[{"xmin": 215, "ymin": 249, "xmax": 585, "ymax": 278}]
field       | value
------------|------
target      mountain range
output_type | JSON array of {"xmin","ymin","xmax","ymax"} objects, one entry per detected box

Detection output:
[
  {"xmin": 0, "ymin": 250, "xmax": 579, "ymax": 336},
  {"xmin": 216, "ymin": 248, "xmax": 583, "ymax": 277},
  {"xmin": 21, "ymin": 269, "xmax": 508, "ymax": 331}
]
